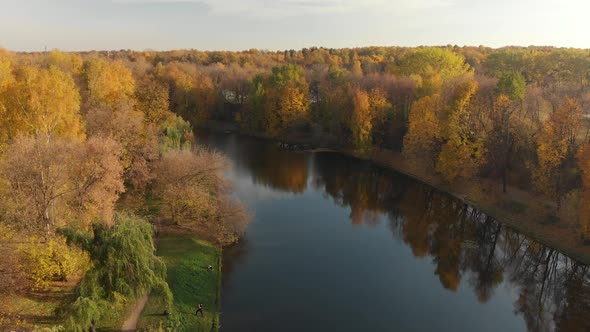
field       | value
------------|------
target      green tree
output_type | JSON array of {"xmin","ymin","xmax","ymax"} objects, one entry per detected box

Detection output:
[
  {"xmin": 495, "ymin": 71, "xmax": 526, "ymax": 101},
  {"xmin": 60, "ymin": 213, "xmax": 172, "ymax": 332},
  {"xmin": 398, "ymin": 47, "xmax": 471, "ymax": 95},
  {"xmin": 245, "ymin": 65, "xmax": 309, "ymax": 135}
]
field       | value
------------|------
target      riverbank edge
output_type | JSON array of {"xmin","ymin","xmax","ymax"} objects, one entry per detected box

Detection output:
[
  {"xmin": 137, "ymin": 231, "xmax": 222, "ymax": 332},
  {"xmin": 201, "ymin": 121, "xmax": 590, "ymax": 266}
]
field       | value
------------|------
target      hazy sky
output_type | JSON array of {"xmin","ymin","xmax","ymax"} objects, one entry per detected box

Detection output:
[{"xmin": 1, "ymin": 0, "xmax": 589, "ymax": 51}]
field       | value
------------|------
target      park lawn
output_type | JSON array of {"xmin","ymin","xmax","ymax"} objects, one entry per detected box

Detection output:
[{"xmin": 138, "ymin": 233, "xmax": 222, "ymax": 332}]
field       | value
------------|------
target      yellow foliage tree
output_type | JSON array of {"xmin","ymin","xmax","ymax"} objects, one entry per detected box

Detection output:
[
  {"xmin": 85, "ymin": 58, "xmax": 135, "ymax": 108},
  {"xmin": 436, "ymin": 79, "xmax": 484, "ymax": 182},
  {"xmin": 403, "ymin": 94, "xmax": 443, "ymax": 168},
  {"xmin": 18, "ymin": 235, "xmax": 90, "ymax": 290},
  {"xmin": 46, "ymin": 50, "xmax": 83, "ymax": 76},
  {"xmin": 9, "ymin": 66, "xmax": 83, "ymax": 140},
  {"xmin": 350, "ymin": 88, "xmax": 372, "ymax": 151},
  {"xmin": 0, "ymin": 49, "xmax": 15, "ymax": 143},
  {"xmin": 369, "ymin": 88, "xmax": 393, "ymax": 146}
]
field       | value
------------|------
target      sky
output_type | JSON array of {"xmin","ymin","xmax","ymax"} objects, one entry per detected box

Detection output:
[{"xmin": 0, "ymin": 0, "xmax": 589, "ymax": 51}]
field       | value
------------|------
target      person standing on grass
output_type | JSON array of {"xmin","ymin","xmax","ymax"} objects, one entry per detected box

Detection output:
[{"xmin": 196, "ymin": 303, "xmax": 204, "ymax": 317}]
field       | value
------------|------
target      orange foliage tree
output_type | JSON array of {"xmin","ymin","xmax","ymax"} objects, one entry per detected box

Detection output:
[{"xmin": 534, "ymin": 98, "xmax": 583, "ymax": 208}]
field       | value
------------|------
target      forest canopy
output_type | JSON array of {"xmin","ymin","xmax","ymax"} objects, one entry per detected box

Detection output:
[{"xmin": 0, "ymin": 44, "xmax": 590, "ymax": 328}]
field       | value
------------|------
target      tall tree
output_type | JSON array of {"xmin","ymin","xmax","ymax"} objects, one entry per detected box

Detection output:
[
  {"xmin": 403, "ymin": 94, "xmax": 443, "ymax": 168},
  {"xmin": 533, "ymin": 98, "xmax": 583, "ymax": 208},
  {"xmin": 436, "ymin": 79, "xmax": 484, "ymax": 182},
  {"xmin": 349, "ymin": 88, "xmax": 373, "ymax": 151},
  {"xmin": 486, "ymin": 71, "xmax": 527, "ymax": 192},
  {"xmin": 135, "ymin": 76, "xmax": 172, "ymax": 126}
]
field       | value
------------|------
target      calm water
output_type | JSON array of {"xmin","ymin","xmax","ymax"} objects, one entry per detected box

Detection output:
[{"xmin": 197, "ymin": 131, "xmax": 590, "ymax": 332}]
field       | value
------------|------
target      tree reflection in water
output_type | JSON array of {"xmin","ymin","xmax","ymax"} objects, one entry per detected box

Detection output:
[
  {"xmin": 200, "ymin": 132, "xmax": 590, "ymax": 332},
  {"xmin": 310, "ymin": 152, "xmax": 590, "ymax": 332}
]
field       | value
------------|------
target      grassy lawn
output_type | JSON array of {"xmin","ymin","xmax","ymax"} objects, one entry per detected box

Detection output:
[{"xmin": 138, "ymin": 233, "xmax": 222, "ymax": 332}]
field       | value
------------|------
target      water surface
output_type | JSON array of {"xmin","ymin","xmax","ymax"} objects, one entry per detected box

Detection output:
[{"xmin": 198, "ymin": 131, "xmax": 590, "ymax": 332}]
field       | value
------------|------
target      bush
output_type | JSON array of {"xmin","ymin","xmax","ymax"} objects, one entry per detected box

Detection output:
[{"xmin": 19, "ymin": 236, "xmax": 90, "ymax": 290}]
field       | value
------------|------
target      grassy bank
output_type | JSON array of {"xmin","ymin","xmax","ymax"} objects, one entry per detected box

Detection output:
[{"xmin": 138, "ymin": 233, "xmax": 222, "ymax": 332}]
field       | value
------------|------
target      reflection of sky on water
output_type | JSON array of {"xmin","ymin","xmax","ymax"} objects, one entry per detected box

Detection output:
[{"xmin": 197, "ymin": 131, "xmax": 590, "ymax": 332}]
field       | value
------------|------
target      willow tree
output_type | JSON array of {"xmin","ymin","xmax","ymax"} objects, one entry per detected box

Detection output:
[{"xmin": 61, "ymin": 213, "xmax": 172, "ymax": 332}]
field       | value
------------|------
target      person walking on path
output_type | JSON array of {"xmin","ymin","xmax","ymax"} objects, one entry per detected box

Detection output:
[{"xmin": 196, "ymin": 303, "xmax": 204, "ymax": 317}]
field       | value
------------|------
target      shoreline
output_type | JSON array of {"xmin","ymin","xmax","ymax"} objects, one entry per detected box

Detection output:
[
  {"xmin": 202, "ymin": 121, "xmax": 590, "ymax": 266},
  {"xmin": 138, "ymin": 231, "xmax": 222, "ymax": 331}
]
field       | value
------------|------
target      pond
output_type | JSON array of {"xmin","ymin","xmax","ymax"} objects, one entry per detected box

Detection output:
[{"xmin": 197, "ymin": 131, "xmax": 590, "ymax": 332}]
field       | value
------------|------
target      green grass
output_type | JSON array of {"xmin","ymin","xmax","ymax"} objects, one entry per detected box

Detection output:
[{"xmin": 138, "ymin": 234, "xmax": 222, "ymax": 332}]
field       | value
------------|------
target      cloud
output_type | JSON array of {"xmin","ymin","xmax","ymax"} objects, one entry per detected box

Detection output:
[{"xmin": 115, "ymin": 0, "xmax": 455, "ymax": 17}]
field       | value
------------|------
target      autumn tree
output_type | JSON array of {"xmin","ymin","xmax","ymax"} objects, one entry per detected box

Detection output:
[
  {"xmin": 368, "ymin": 88, "xmax": 394, "ymax": 147},
  {"xmin": 0, "ymin": 49, "xmax": 14, "ymax": 143},
  {"xmin": 45, "ymin": 50, "xmax": 83, "ymax": 76},
  {"xmin": 7, "ymin": 66, "xmax": 83, "ymax": 140},
  {"xmin": 154, "ymin": 148, "xmax": 250, "ymax": 245},
  {"xmin": 398, "ymin": 47, "xmax": 471, "ymax": 96},
  {"xmin": 85, "ymin": 58, "xmax": 135, "ymax": 108},
  {"xmin": 349, "ymin": 88, "xmax": 373, "ymax": 151},
  {"xmin": 161, "ymin": 62, "xmax": 216, "ymax": 126},
  {"xmin": 486, "ymin": 71, "xmax": 527, "ymax": 192},
  {"xmin": 533, "ymin": 98, "xmax": 583, "ymax": 208},
  {"xmin": 403, "ymin": 94, "xmax": 443, "ymax": 168},
  {"xmin": 436, "ymin": 79, "xmax": 484, "ymax": 182},
  {"xmin": 0, "ymin": 135, "xmax": 124, "ymax": 238},
  {"xmin": 245, "ymin": 65, "xmax": 310, "ymax": 135},
  {"xmin": 85, "ymin": 103, "xmax": 158, "ymax": 190},
  {"xmin": 135, "ymin": 76, "xmax": 173, "ymax": 126}
]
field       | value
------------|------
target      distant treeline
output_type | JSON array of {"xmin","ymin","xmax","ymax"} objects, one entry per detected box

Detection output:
[{"xmin": 1, "ymin": 45, "xmax": 590, "ymax": 235}]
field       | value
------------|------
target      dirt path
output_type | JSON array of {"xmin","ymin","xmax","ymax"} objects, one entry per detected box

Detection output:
[{"xmin": 121, "ymin": 293, "xmax": 148, "ymax": 331}]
